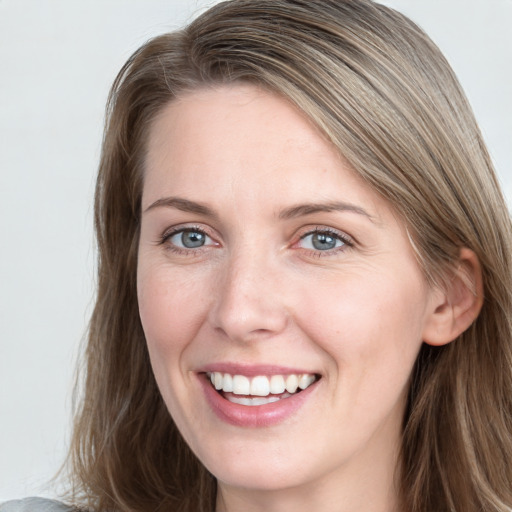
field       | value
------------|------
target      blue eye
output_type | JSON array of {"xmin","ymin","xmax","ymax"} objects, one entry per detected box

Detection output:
[
  {"xmin": 299, "ymin": 231, "xmax": 346, "ymax": 251},
  {"xmin": 169, "ymin": 229, "xmax": 212, "ymax": 249}
]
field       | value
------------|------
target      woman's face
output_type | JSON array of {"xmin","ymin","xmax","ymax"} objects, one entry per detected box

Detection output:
[{"xmin": 137, "ymin": 84, "xmax": 440, "ymax": 500}]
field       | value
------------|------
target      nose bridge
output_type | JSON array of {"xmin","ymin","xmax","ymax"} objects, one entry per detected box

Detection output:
[{"xmin": 210, "ymin": 241, "xmax": 288, "ymax": 341}]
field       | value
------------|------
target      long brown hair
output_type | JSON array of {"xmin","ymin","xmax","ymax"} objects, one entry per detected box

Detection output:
[{"xmin": 66, "ymin": 1, "xmax": 512, "ymax": 510}]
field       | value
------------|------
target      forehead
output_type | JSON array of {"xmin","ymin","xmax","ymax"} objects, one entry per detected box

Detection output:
[
  {"xmin": 146, "ymin": 84, "xmax": 332, "ymax": 171},
  {"xmin": 144, "ymin": 84, "xmax": 386, "ymax": 216}
]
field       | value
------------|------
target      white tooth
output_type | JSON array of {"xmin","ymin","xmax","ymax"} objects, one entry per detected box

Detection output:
[
  {"xmin": 298, "ymin": 374, "xmax": 316, "ymax": 390},
  {"xmin": 285, "ymin": 374, "xmax": 299, "ymax": 393},
  {"xmin": 214, "ymin": 372, "xmax": 223, "ymax": 390},
  {"xmin": 251, "ymin": 376, "xmax": 270, "ymax": 396},
  {"xmin": 232, "ymin": 374, "xmax": 250, "ymax": 395},
  {"xmin": 223, "ymin": 373, "xmax": 233, "ymax": 392},
  {"xmin": 270, "ymin": 375, "xmax": 286, "ymax": 394},
  {"xmin": 251, "ymin": 396, "xmax": 279, "ymax": 405},
  {"xmin": 209, "ymin": 372, "xmax": 215, "ymax": 385},
  {"xmin": 230, "ymin": 396, "xmax": 253, "ymax": 406},
  {"xmin": 227, "ymin": 395, "xmax": 282, "ymax": 406}
]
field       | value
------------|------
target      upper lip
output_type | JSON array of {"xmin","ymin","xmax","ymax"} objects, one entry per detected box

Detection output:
[{"xmin": 197, "ymin": 362, "xmax": 319, "ymax": 377}]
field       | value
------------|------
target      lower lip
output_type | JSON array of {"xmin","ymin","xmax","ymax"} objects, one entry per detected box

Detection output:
[{"xmin": 198, "ymin": 374, "xmax": 319, "ymax": 428}]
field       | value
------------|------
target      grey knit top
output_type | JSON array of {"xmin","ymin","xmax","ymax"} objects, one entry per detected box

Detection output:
[{"xmin": 0, "ymin": 498, "xmax": 74, "ymax": 512}]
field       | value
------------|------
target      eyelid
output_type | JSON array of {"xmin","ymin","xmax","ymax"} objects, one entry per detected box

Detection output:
[
  {"xmin": 159, "ymin": 224, "xmax": 220, "ymax": 251},
  {"xmin": 293, "ymin": 226, "xmax": 354, "ymax": 253},
  {"xmin": 161, "ymin": 223, "xmax": 213, "ymax": 240}
]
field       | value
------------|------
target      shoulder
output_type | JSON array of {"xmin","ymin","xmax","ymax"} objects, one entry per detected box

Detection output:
[{"xmin": 0, "ymin": 498, "xmax": 75, "ymax": 512}]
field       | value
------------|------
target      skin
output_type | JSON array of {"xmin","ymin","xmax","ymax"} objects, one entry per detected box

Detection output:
[{"xmin": 137, "ymin": 84, "xmax": 452, "ymax": 512}]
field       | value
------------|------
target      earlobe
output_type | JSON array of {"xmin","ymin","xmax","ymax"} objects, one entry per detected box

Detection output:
[{"xmin": 423, "ymin": 248, "xmax": 484, "ymax": 347}]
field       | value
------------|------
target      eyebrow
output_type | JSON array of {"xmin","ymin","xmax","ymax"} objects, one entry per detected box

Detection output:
[
  {"xmin": 278, "ymin": 201, "xmax": 374, "ymax": 221},
  {"xmin": 144, "ymin": 197, "xmax": 218, "ymax": 218},
  {"xmin": 144, "ymin": 196, "xmax": 373, "ymax": 222}
]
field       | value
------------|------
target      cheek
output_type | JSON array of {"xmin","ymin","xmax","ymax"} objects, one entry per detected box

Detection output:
[
  {"xmin": 294, "ymin": 268, "xmax": 428, "ymax": 384},
  {"xmin": 137, "ymin": 264, "xmax": 213, "ymax": 426},
  {"xmin": 303, "ymin": 274, "xmax": 426, "ymax": 443},
  {"xmin": 137, "ymin": 264, "xmax": 209, "ymax": 359}
]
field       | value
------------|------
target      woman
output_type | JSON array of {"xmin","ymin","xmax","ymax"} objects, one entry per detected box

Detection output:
[{"xmin": 3, "ymin": 0, "xmax": 512, "ymax": 511}]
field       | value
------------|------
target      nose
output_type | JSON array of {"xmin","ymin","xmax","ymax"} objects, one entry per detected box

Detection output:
[{"xmin": 208, "ymin": 248, "xmax": 289, "ymax": 343}]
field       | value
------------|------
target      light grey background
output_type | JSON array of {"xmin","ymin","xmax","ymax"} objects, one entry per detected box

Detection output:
[{"xmin": 1, "ymin": 0, "xmax": 510, "ymax": 501}]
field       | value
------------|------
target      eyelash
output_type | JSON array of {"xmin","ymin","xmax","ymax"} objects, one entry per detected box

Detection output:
[
  {"xmin": 158, "ymin": 225, "xmax": 217, "ymax": 255},
  {"xmin": 296, "ymin": 227, "xmax": 353, "ymax": 257},
  {"xmin": 158, "ymin": 225, "xmax": 353, "ymax": 257}
]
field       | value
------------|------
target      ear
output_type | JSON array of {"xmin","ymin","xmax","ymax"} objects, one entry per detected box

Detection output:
[{"xmin": 422, "ymin": 248, "xmax": 484, "ymax": 346}]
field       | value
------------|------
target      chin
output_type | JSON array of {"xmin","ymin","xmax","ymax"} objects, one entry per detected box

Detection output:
[
  {"xmin": 188, "ymin": 431, "xmax": 328, "ymax": 493},
  {"xmin": 210, "ymin": 458, "xmax": 311, "ymax": 492}
]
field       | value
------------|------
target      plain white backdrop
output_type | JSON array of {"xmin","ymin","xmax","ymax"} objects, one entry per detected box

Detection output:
[{"xmin": 0, "ymin": 0, "xmax": 511, "ymax": 501}]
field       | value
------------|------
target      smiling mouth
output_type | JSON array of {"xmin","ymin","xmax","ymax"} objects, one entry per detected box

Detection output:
[{"xmin": 205, "ymin": 372, "xmax": 320, "ymax": 406}]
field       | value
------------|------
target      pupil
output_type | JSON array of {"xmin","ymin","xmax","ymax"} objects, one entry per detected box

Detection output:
[
  {"xmin": 312, "ymin": 233, "xmax": 336, "ymax": 250},
  {"xmin": 182, "ymin": 231, "xmax": 205, "ymax": 248}
]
